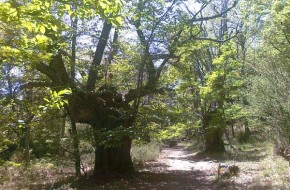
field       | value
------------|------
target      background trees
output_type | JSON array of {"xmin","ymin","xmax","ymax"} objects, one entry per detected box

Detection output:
[
  {"xmin": 246, "ymin": 1, "xmax": 290, "ymax": 148},
  {"xmin": 0, "ymin": 0, "xmax": 289, "ymax": 180}
]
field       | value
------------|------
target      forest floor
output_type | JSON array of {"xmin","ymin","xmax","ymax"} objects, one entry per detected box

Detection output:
[
  {"xmin": 1, "ymin": 140, "xmax": 289, "ymax": 190},
  {"xmin": 71, "ymin": 141, "xmax": 290, "ymax": 190}
]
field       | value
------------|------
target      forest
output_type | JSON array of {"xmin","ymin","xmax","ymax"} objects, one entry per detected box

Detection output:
[{"xmin": 0, "ymin": 0, "xmax": 289, "ymax": 189}]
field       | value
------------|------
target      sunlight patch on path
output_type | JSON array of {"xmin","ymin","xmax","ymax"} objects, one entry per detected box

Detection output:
[{"xmin": 159, "ymin": 147, "xmax": 218, "ymax": 172}]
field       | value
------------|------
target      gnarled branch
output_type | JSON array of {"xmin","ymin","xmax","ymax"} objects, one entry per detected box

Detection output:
[{"xmin": 86, "ymin": 21, "xmax": 112, "ymax": 91}]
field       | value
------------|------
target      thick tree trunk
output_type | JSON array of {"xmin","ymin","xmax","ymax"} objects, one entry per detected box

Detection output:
[
  {"xmin": 69, "ymin": 89, "xmax": 136, "ymax": 176},
  {"xmin": 203, "ymin": 114, "xmax": 225, "ymax": 152},
  {"xmin": 93, "ymin": 137, "xmax": 135, "ymax": 176},
  {"xmin": 204, "ymin": 126, "xmax": 225, "ymax": 152}
]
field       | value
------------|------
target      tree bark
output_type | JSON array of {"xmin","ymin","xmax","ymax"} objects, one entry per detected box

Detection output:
[
  {"xmin": 59, "ymin": 112, "xmax": 66, "ymax": 156},
  {"xmin": 23, "ymin": 125, "xmax": 31, "ymax": 163},
  {"xmin": 204, "ymin": 127, "xmax": 225, "ymax": 152},
  {"xmin": 86, "ymin": 21, "xmax": 112, "ymax": 91},
  {"xmin": 69, "ymin": 87, "xmax": 136, "ymax": 176},
  {"xmin": 70, "ymin": 116, "xmax": 81, "ymax": 176},
  {"xmin": 203, "ymin": 113, "xmax": 225, "ymax": 152},
  {"xmin": 93, "ymin": 137, "xmax": 134, "ymax": 176}
]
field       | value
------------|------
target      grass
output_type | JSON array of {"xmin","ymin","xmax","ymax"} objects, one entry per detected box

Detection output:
[
  {"xmin": 250, "ymin": 147, "xmax": 290, "ymax": 189},
  {"xmin": 131, "ymin": 140, "xmax": 163, "ymax": 165},
  {"xmin": 0, "ymin": 157, "xmax": 76, "ymax": 190},
  {"xmin": 215, "ymin": 140, "xmax": 290, "ymax": 190},
  {"xmin": 1, "ymin": 136, "xmax": 289, "ymax": 190},
  {"xmin": 0, "ymin": 140, "xmax": 163, "ymax": 190}
]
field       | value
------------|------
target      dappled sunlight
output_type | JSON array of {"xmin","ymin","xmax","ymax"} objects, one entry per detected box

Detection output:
[{"xmin": 160, "ymin": 147, "xmax": 218, "ymax": 172}]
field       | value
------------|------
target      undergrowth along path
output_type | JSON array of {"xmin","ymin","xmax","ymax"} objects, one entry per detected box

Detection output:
[
  {"xmin": 12, "ymin": 142, "xmax": 289, "ymax": 190},
  {"xmin": 93, "ymin": 142, "xmax": 290, "ymax": 190}
]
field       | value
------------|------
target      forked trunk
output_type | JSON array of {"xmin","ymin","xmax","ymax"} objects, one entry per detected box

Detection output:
[{"xmin": 69, "ymin": 90, "xmax": 136, "ymax": 176}]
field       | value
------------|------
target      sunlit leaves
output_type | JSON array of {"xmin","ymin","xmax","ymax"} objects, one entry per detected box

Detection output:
[
  {"xmin": 0, "ymin": 0, "xmax": 124, "ymax": 66},
  {"xmin": 40, "ymin": 88, "xmax": 71, "ymax": 110},
  {"xmin": 159, "ymin": 123, "xmax": 187, "ymax": 140}
]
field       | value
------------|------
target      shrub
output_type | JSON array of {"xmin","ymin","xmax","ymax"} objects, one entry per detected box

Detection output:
[{"xmin": 131, "ymin": 140, "xmax": 163, "ymax": 164}]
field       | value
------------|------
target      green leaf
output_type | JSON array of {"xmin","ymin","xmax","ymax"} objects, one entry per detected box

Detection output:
[
  {"xmin": 23, "ymin": 22, "xmax": 33, "ymax": 32},
  {"xmin": 65, "ymin": 4, "xmax": 70, "ymax": 10},
  {"xmin": 53, "ymin": 91, "xmax": 57, "ymax": 97},
  {"xmin": 51, "ymin": 25, "xmax": 58, "ymax": 32},
  {"xmin": 44, "ymin": 1, "xmax": 50, "ymax": 8},
  {"xmin": 58, "ymin": 89, "xmax": 72, "ymax": 96},
  {"xmin": 40, "ymin": 25, "xmax": 46, "ymax": 34}
]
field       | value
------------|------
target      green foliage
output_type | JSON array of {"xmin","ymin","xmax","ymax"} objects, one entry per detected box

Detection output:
[
  {"xmin": 0, "ymin": 0, "xmax": 124, "ymax": 64},
  {"xmin": 0, "ymin": 0, "xmax": 289, "ymax": 184},
  {"xmin": 245, "ymin": 1, "xmax": 290, "ymax": 145},
  {"xmin": 30, "ymin": 116, "xmax": 64, "ymax": 158},
  {"xmin": 93, "ymin": 126, "xmax": 136, "ymax": 147},
  {"xmin": 40, "ymin": 88, "xmax": 71, "ymax": 110},
  {"xmin": 131, "ymin": 140, "xmax": 162, "ymax": 164}
]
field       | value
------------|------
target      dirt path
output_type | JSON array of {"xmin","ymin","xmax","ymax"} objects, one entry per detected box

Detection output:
[
  {"xmin": 2, "ymin": 142, "xmax": 289, "ymax": 189},
  {"xmin": 132, "ymin": 145, "xmax": 219, "ymax": 190},
  {"xmin": 69, "ymin": 142, "xmax": 289, "ymax": 189},
  {"xmin": 156, "ymin": 145, "xmax": 218, "ymax": 172},
  {"xmin": 89, "ymin": 144, "xmax": 221, "ymax": 190}
]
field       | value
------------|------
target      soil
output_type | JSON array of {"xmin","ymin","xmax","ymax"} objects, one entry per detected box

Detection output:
[
  {"xmin": 83, "ymin": 143, "xmax": 289, "ymax": 190},
  {"xmin": 130, "ymin": 145, "xmax": 220, "ymax": 190},
  {"xmin": 7, "ymin": 142, "xmax": 288, "ymax": 190},
  {"xmin": 74, "ymin": 144, "xmax": 222, "ymax": 190}
]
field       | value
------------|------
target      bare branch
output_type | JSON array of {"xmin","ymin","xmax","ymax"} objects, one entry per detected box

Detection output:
[
  {"xmin": 86, "ymin": 21, "xmax": 112, "ymax": 91},
  {"xmin": 270, "ymin": 41, "xmax": 290, "ymax": 59},
  {"xmin": 34, "ymin": 53, "xmax": 72, "ymax": 87},
  {"xmin": 124, "ymin": 85, "xmax": 164, "ymax": 103},
  {"xmin": 148, "ymin": 0, "xmax": 178, "ymax": 44},
  {"xmin": 156, "ymin": 57, "xmax": 170, "ymax": 80},
  {"xmin": 183, "ymin": 0, "xmax": 213, "ymax": 19},
  {"xmin": 151, "ymin": 53, "xmax": 178, "ymax": 60},
  {"xmin": 194, "ymin": 35, "xmax": 236, "ymax": 43},
  {"xmin": 134, "ymin": 19, "xmax": 156, "ymax": 84},
  {"xmin": 19, "ymin": 82, "xmax": 53, "ymax": 91},
  {"xmin": 190, "ymin": 1, "xmax": 238, "ymax": 23}
]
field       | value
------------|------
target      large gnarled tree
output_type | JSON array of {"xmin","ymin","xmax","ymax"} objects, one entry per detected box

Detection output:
[{"xmin": 0, "ymin": 0, "xmax": 238, "ymax": 175}]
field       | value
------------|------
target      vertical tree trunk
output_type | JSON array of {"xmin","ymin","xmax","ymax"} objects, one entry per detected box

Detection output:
[
  {"xmin": 231, "ymin": 121, "xmax": 235, "ymax": 137},
  {"xmin": 204, "ymin": 127, "xmax": 225, "ymax": 152},
  {"xmin": 93, "ymin": 137, "xmax": 135, "ymax": 176},
  {"xmin": 244, "ymin": 122, "xmax": 250, "ymax": 140},
  {"xmin": 70, "ymin": 117, "xmax": 81, "ymax": 176},
  {"xmin": 68, "ymin": 90, "xmax": 136, "ymax": 176},
  {"xmin": 23, "ymin": 125, "xmax": 31, "ymax": 163},
  {"xmin": 203, "ymin": 114, "xmax": 225, "ymax": 152},
  {"xmin": 59, "ymin": 110, "xmax": 66, "ymax": 155}
]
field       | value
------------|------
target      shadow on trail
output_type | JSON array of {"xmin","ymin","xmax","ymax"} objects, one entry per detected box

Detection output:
[
  {"xmin": 69, "ymin": 170, "xmax": 216, "ymax": 190},
  {"xmin": 68, "ymin": 145, "xmax": 219, "ymax": 190},
  {"xmin": 181, "ymin": 145, "xmax": 268, "ymax": 163},
  {"xmin": 29, "ymin": 143, "xmax": 270, "ymax": 190},
  {"xmin": 132, "ymin": 170, "xmax": 215, "ymax": 190}
]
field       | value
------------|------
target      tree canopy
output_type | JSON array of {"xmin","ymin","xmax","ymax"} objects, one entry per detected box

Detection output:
[{"xmin": 0, "ymin": 0, "xmax": 289, "ymax": 182}]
